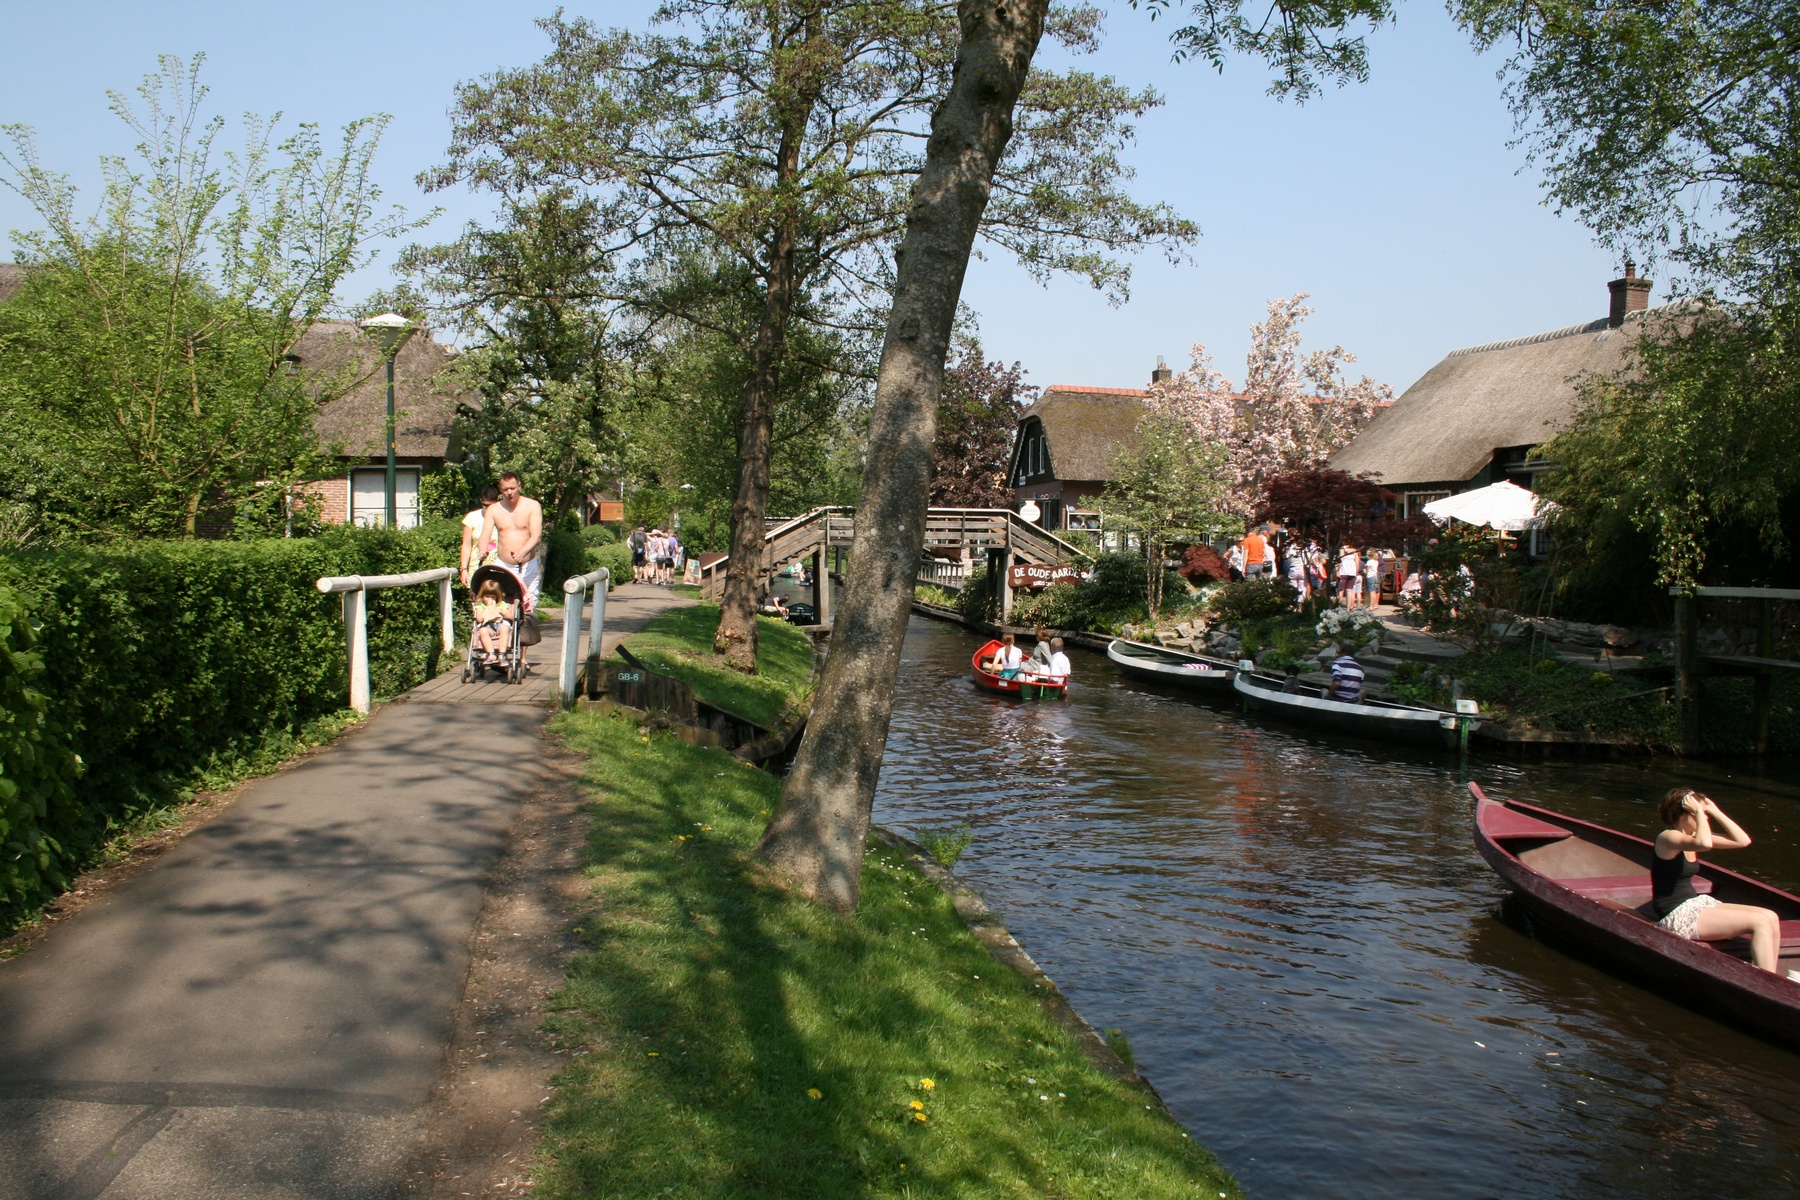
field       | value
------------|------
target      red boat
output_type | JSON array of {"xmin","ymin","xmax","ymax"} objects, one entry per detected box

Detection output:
[
  {"xmin": 1471, "ymin": 781, "xmax": 1800, "ymax": 1048},
  {"xmin": 971, "ymin": 639, "xmax": 1068, "ymax": 700}
]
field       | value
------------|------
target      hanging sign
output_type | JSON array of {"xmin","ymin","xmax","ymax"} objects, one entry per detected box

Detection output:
[{"xmin": 1008, "ymin": 563, "xmax": 1082, "ymax": 591}]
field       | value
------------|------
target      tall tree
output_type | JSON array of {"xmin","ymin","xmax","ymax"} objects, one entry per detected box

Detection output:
[
  {"xmin": 928, "ymin": 339, "xmax": 1036, "ymax": 507},
  {"xmin": 0, "ymin": 55, "xmax": 423, "ymax": 539},
  {"xmin": 1152, "ymin": 294, "xmax": 1390, "ymax": 521},
  {"xmin": 426, "ymin": 0, "xmax": 1194, "ymax": 671},
  {"xmin": 1100, "ymin": 408, "xmax": 1231, "ymax": 617},
  {"xmin": 756, "ymin": 0, "xmax": 1395, "ymax": 911}
]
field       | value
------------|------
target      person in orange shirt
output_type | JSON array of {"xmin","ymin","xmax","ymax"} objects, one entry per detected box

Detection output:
[{"xmin": 1240, "ymin": 528, "xmax": 1270, "ymax": 580}]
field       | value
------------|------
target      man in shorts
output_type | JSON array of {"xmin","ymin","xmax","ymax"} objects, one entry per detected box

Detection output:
[{"xmin": 481, "ymin": 472, "xmax": 544, "ymax": 612}]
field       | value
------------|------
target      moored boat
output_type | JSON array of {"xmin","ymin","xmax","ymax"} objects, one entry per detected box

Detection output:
[
  {"xmin": 1233, "ymin": 669, "xmax": 1474, "ymax": 748},
  {"xmin": 1105, "ymin": 638, "xmax": 1236, "ymax": 696},
  {"xmin": 1471, "ymin": 782, "xmax": 1800, "ymax": 1048},
  {"xmin": 971, "ymin": 639, "xmax": 1067, "ymax": 700}
]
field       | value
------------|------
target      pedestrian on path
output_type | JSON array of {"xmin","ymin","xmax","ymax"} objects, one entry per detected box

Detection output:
[
  {"xmin": 629, "ymin": 525, "xmax": 649, "ymax": 583},
  {"xmin": 481, "ymin": 472, "xmax": 545, "ymax": 613},
  {"xmin": 459, "ymin": 485, "xmax": 500, "ymax": 586}
]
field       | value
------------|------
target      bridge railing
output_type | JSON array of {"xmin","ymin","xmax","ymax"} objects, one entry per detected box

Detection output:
[
  {"xmin": 316, "ymin": 567, "xmax": 458, "ymax": 714},
  {"xmin": 559, "ymin": 566, "xmax": 612, "ymax": 706}
]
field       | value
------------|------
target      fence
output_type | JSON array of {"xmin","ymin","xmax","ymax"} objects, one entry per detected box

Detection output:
[
  {"xmin": 560, "ymin": 566, "xmax": 612, "ymax": 705},
  {"xmin": 315, "ymin": 567, "xmax": 458, "ymax": 713}
]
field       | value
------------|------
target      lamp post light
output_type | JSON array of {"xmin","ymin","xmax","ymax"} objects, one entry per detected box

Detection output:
[{"xmin": 357, "ymin": 313, "xmax": 417, "ymax": 528}]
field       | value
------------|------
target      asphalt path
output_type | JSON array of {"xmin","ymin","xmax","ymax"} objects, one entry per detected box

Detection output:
[{"xmin": 0, "ymin": 583, "xmax": 690, "ymax": 1199}]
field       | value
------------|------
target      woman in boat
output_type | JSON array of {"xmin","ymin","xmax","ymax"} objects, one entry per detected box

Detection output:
[
  {"xmin": 1654, "ymin": 787, "xmax": 1784, "ymax": 973},
  {"xmin": 984, "ymin": 632, "xmax": 1025, "ymax": 679}
]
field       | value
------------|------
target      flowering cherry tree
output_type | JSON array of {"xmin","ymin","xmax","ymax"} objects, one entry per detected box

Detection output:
[{"xmin": 1152, "ymin": 294, "xmax": 1391, "ymax": 520}]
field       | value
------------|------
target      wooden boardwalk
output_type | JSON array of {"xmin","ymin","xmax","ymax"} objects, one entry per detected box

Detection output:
[{"xmin": 404, "ymin": 582, "xmax": 694, "ymax": 706}]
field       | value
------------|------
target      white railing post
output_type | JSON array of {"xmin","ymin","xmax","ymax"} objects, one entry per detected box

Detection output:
[
  {"xmin": 438, "ymin": 575, "xmax": 455, "ymax": 654},
  {"xmin": 559, "ymin": 566, "xmax": 612, "ymax": 705},
  {"xmin": 344, "ymin": 587, "xmax": 370, "ymax": 715},
  {"xmin": 316, "ymin": 566, "xmax": 458, "ymax": 715}
]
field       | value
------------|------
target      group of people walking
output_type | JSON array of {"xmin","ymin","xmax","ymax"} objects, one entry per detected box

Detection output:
[
  {"xmin": 627, "ymin": 525, "xmax": 683, "ymax": 586},
  {"xmin": 1229, "ymin": 527, "xmax": 1391, "ymax": 608},
  {"xmin": 458, "ymin": 474, "xmax": 545, "ymax": 673}
]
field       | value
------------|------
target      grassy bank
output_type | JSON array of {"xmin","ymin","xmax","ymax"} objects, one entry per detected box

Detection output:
[
  {"xmin": 621, "ymin": 603, "xmax": 813, "ymax": 729},
  {"xmin": 538, "ymin": 709, "xmax": 1236, "ymax": 1198}
]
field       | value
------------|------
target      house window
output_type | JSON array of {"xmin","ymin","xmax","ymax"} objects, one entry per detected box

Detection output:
[
  {"xmin": 350, "ymin": 467, "xmax": 422, "ymax": 529},
  {"xmin": 1402, "ymin": 490, "xmax": 1451, "ymax": 520},
  {"xmin": 1066, "ymin": 510, "xmax": 1101, "ymax": 532}
]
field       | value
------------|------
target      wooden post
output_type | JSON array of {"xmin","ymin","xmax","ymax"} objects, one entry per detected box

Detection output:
[
  {"xmin": 1674, "ymin": 590, "xmax": 1698, "ymax": 755},
  {"xmin": 586, "ymin": 574, "xmax": 608, "ymax": 698},
  {"xmin": 344, "ymin": 588, "xmax": 370, "ymax": 715},
  {"xmin": 813, "ymin": 548, "xmax": 831, "ymax": 623},
  {"xmin": 1754, "ymin": 596, "xmax": 1774, "ymax": 754},
  {"xmin": 437, "ymin": 576, "xmax": 455, "ymax": 655}
]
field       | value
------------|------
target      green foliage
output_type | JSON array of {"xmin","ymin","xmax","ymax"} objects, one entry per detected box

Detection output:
[
  {"xmin": 582, "ymin": 523, "xmax": 621, "ymax": 546},
  {"xmin": 912, "ymin": 584, "xmax": 958, "ymax": 608},
  {"xmin": 1390, "ymin": 645, "xmax": 1679, "ymax": 745},
  {"xmin": 0, "ymin": 583, "xmax": 83, "ymax": 921},
  {"xmin": 1008, "ymin": 583, "xmax": 1086, "ymax": 631},
  {"xmin": 1100, "ymin": 412, "xmax": 1230, "ymax": 617},
  {"xmin": 1008, "ymin": 553, "xmax": 1153, "ymax": 633},
  {"xmin": 957, "ymin": 565, "xmax": 999, "ymax": 627},
  {"xmin": 915, "ymin": 823, "xmax": 975, "ymax": 870},
  {"xmin": 621, "ymin": 604, "xmax": 813, "ymax": 730},
  {"xmin": 1205, "ymin": 579, "xmax": 1298, "ymax": 627},
  {"xmin": 1399, "ymin": 526, "xmax": 1550, "ymax": 651},
  {"xmin": 0, "ymin": 527, "xmax": 456, "ymax": 927},
  {"xmin": 544, "ymin": 528, "xmax": 588, "ymax": 594},
  {"xmin": 0, "ymin": 55, "xmax": 425, "ymax": 540},
  {"xmin": 537, "ymin": 709, "xmax": 1237, "ymax": 1198},
  {"xmin": 418, "ymin": 467, "xmax": 473, "ymax": 524}
]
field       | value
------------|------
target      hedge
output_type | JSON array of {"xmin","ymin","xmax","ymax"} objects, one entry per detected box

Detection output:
[
  {"xmin": 0, "ymin": 583, "xmax": 83, "ymax": 921},
  {"xmin": 0, "ymin": 525, "xmax": 460, "ymax": 927}
]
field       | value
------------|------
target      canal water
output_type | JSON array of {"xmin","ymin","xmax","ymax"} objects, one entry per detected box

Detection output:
[{"xmin": 871, "ymin": 616, "xmax": 1800, "ymax": 1200}]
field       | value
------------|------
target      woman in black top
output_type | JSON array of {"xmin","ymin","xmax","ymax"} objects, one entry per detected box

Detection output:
[{"xmin": 1653, "ymin": 787, "xmax": 1782, "ymax": 973}]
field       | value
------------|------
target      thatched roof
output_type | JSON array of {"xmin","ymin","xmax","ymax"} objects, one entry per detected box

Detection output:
[
  {"xmin": 1329, "ymin": 306, "xmax": 1669, "ymax": 488},
  {"xmin": 298, "ymin": 320, "xmax": 467, "ymax": 460},
  {"xmin": 1017, "ymin": 385, "xmax": 1150, "ymax": 482},
  {"xmin": 0, "ymin": 263, "xmax": 28, "ymax": 304}
]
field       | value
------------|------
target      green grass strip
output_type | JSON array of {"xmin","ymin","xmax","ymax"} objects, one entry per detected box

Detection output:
[
  {"xmin": 537, "ymin": 710, "xmax": 1238, "ymax": 1199},
  {"xmin": 620, "ymin": 603, "xmax": 814, "ymax": 730}
]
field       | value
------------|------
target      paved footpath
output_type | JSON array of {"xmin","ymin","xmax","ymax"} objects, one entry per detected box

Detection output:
[{"xmin": 0, "ymin": 583, "xmax": 691, "ymax": 1200}]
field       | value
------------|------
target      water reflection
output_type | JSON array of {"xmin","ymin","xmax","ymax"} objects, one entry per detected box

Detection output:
[{"xmin": 873, "ymin": 617, "xmax": 1800, "ymax": 1200}]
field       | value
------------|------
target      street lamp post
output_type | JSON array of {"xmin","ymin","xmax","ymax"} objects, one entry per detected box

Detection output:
[{"xmin": 357, "ymin": 313, "xmax": 417, "ymax": 528}]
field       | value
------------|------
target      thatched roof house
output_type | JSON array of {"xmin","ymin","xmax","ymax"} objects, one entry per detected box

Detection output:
[
  {"xmin": 1009, "ymin": 381, "xmax": 1154, "ymax": 531},
  {"xmin": 1329, "ymin": 267, "xmax": 1659, "ymax": 516}
]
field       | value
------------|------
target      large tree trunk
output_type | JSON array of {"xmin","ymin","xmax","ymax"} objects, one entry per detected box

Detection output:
[
  {"xmin": 712, "ymin": 224, "xmax": 799, "ymax": 672},
  {"xmin": 755, "ymin": 0, "xmax": 1051, "ymax": 911}
]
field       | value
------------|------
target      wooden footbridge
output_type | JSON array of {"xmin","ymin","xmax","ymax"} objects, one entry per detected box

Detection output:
[{"xmin": 695, "ymin": 506, "xmax": 1090, "ymax": 620}]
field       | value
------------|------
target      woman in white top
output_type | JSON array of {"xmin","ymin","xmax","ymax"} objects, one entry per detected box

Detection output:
[
  {"xmin": 1362, "ymin": 548, "xmax": 1383, "ymax": 607},
  {"xmin": 986, "ymin": 632, "xmax": 1025, "ymax": 678},
  {"xmin": 1336, "ymin": 546, "xmax": 1361, "ymax": 606}
]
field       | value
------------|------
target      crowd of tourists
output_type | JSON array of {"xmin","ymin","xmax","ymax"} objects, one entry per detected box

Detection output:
[
  {"xmin": 626, "ymin": 525, "xmax": 684, "ymax": 585},
  {"xmin": 1228, "ymin": 527, "xmax": 1394, "ymax": 608}
]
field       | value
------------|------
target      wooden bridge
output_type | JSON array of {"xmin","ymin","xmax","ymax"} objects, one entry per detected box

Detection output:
[{"xmin": 695, "ymin": 506, "xmax": 1090, "ymax": 620}]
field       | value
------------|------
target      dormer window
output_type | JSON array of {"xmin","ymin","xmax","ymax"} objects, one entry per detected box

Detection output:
[{"xmin": 282, "ymin": 354, "xmax": 303, "ymax": 376}]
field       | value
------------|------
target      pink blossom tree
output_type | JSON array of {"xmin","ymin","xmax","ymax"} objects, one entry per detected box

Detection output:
[{"xmin": 1152, "ymin": 294, "xmax": 1390, "ymax": 521}]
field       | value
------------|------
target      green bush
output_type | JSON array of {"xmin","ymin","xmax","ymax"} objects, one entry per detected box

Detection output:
[
  {"xmin": 1010, "ymin": 581, "xmax": 1084, "ymax": 629},
  {"xmin": 581, "ymin": 522, "xmax": 621, "ymax": 546},
  {"xmin": 0, "ymin": 525, "xmax": 459, "ymax": 928},
  {"xmin": 0, "ymin": 583, "xmax": 83, "ymax": 920},
  {"xmin": 1206, "ymin": 578, "xmax": 1298, "ymax": 627},
  {"xmin": 544, "ymin": 528, "xmax": 587, "ymax": 593},
  {"xmin": 588, "ymin": 541, "xmax": 635, "ymax": 589},
  {"xmin": 958, "ymin": 564, "xmax": 998, "ymax": 626}
]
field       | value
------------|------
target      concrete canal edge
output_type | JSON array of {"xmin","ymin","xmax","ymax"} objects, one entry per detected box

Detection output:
[{"xmin": 869, "ymin": 825, "xmax": 1177, "ymax": 1117}]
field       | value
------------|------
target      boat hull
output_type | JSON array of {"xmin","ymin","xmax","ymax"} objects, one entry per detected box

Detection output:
[
  {"xmin": 1472, "ymin": 784, "xmax": 1800, "ymax": 1050},
  {"xmin": 971, "ymin": 639, "xmax": 1067, "ymax": 700},
  {"xmin": 1104, "ymin": 639, "xmax": 1236, "ymax": 696},
  {"xmin": 1233, "ymin": 671, "xmax": 1464, "ymax": 748}
]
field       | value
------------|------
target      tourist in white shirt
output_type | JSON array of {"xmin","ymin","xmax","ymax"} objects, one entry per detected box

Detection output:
[{"xmin": 1043, "ymin": 637, "xmax": 1072, "ymax": 682}]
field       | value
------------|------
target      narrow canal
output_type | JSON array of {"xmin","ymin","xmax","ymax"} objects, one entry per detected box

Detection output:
[{"xmin": 871, "ymin": 615, "xmax": 1800, "ymax": 1200}]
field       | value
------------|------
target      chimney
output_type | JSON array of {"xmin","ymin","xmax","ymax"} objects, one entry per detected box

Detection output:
[
  {"xmin": 1607, "ymin": 260, "xmax": 1652, "ymax": 328},
  {"xmin": 1150, "ymin": 355, "xmax": 1172, "ymax": 385}
]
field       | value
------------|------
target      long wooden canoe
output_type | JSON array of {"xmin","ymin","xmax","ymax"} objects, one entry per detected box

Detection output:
[
  {"xmin": 1105, "ymin": 639, "xmax": 1236, "ymax": 695},
  {"xmin": 1471, "ymin": 782, "xmax": 1800, "ymax": 1048},
  {"xmin": 971, "ymin": 639, "xmax": 1067, "ymax": 700},
  {"xmin": 1233, "ymin": 669, "xmax": 1473, "ymax": 748}
]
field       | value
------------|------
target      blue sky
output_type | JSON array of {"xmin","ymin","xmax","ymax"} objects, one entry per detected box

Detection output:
[{"xmin": 0, "ymin": 1, "xmax": 1629, "ymax": 397}]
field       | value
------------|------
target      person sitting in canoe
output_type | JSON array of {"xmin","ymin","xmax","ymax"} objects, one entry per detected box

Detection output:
[
  {"xmin": 1654, "ymin": 788, "xmax": 1785, "ymax": 973},
  {"xmin": 1026, "ymin": 636, "xmax": 1072, "ymax": 684},
  {"xmin": 1328, "ymin": 654, "xmax": 1365, "ymax": 703},
  {"xmin": 1026, "ymin": 627, "xmax": 1055, "ymax": 674},
  {"xmin": 983, "ymin": 633, "xmax": 1025, "ymax": 679}
]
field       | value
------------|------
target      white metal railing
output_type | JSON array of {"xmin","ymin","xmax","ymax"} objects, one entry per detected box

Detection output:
[
  {"xmin": 559, "ymin": 566, "xmax": 612, "ymax": 705},
  {"xmin": 315, "ymin": 567, "xmax": 458, "ymax": 714}
]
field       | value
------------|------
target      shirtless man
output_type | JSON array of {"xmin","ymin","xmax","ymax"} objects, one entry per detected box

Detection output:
[{"xmin": 480, "ymin": 472, "xmax": 544, "ymax": 612}]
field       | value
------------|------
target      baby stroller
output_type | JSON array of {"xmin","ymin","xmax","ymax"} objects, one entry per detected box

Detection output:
[{"xmin": 463, "ymin": 563, "xmax": 526, "ymax": 685}]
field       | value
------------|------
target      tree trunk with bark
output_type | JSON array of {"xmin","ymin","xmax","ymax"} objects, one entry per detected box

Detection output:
[{"xmin": 755, "ymin": 0, "xmax": 1051, "ymax": 910}]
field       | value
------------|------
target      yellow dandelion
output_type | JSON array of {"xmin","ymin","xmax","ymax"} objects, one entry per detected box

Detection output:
[
  {"xmin": 909, "ymin": 1100, "xmax": 924, "ymax": 1111},
  {"xmin": 913, "ymin": 1112, "xmax": 928, "ymax": 1123},
  {"xmin": 806, "ymin": 1087, "xmax": 823, "ymax": 1100},
  {"xmin": 647, "ymin": 1051, "xmax": 659, "ymax": 1057},
  {"xmin": 918, "ymin": 1078, "xmax": 936, "ymax": 1091}
]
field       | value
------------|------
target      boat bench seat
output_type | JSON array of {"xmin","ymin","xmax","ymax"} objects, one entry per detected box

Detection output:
[
  {"xmin": 1560, "ymin": 874, "xmax": 1713, "ymax": 910},
  {"xmin": 1485, "ymin": 807, "xmax": 1573, "ymax": 842}
]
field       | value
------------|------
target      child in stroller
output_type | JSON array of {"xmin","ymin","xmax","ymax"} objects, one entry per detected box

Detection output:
[{"xmin": 464, "ymin": 563, "xmax": 526, "ymax": 683}]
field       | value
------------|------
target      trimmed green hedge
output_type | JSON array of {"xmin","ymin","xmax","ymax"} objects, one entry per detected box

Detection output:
[
  {"xmin": 0, "ymin": 584, "xmax": 84, "ymax": 921},
  {"xmin": 0, "ymin": 525, "xmax": 459, "ymax": 927}
]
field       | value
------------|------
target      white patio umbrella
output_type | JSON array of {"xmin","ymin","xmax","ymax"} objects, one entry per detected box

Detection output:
[{"xmin": 1421, "ymin": 480, "xmax": 1558, "ymax": 531}]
